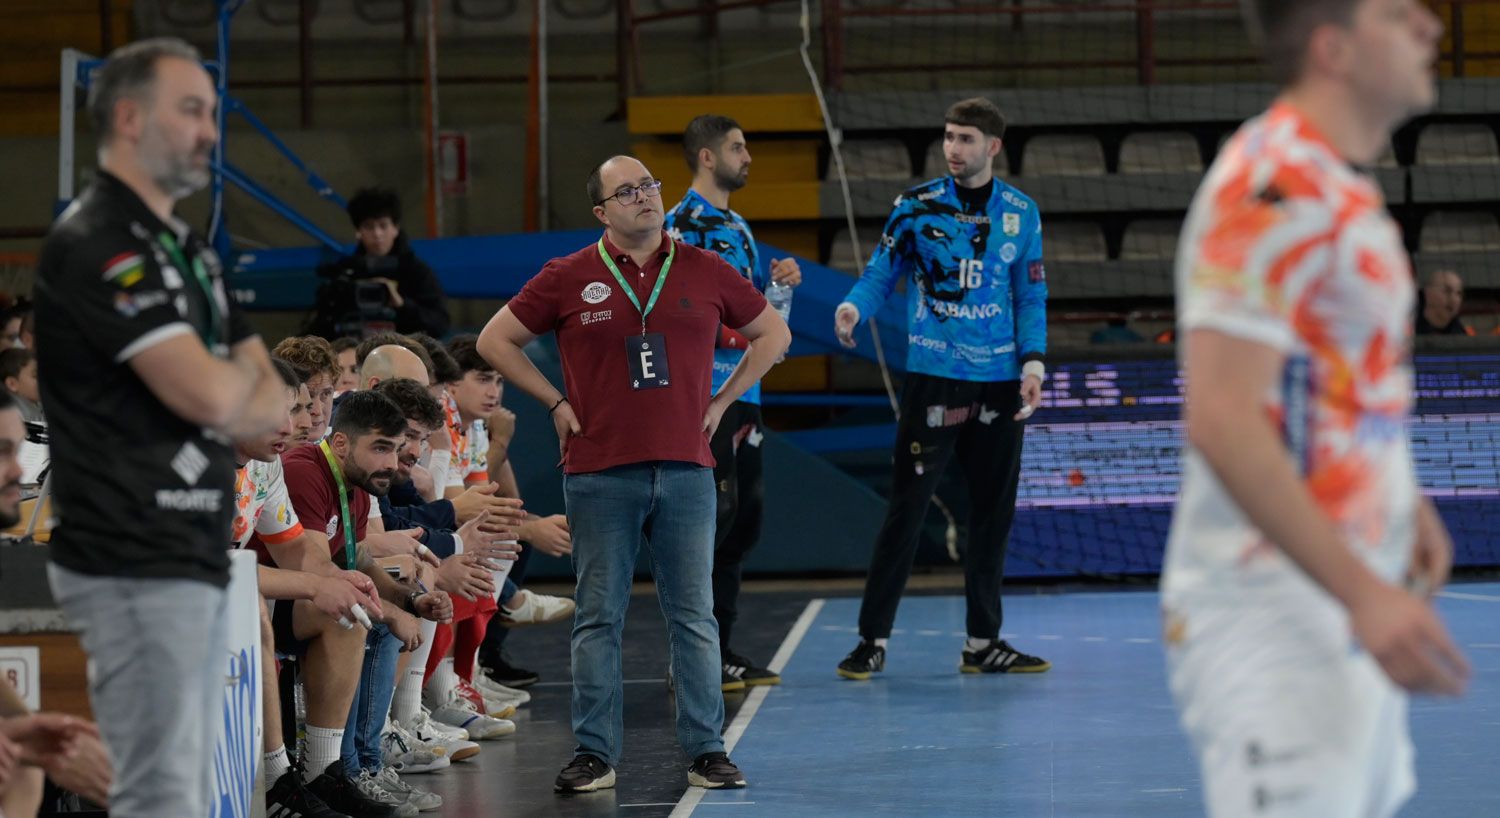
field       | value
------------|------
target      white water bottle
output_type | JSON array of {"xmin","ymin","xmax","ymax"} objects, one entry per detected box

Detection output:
[
  {"xmin": 766, "ymin": 280, "xmax": 793, "ymax": 323},
  {"xmin": 765, "ymin": 280, "xmax": 793, "ymax": 362}
]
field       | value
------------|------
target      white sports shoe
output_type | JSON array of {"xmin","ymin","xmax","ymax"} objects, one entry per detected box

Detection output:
[
  {"xmin": 429, "ymin": 693, "xmax": 517, "ymax": 740},
  {"xmin": 414, "ymin": 706, "xmax": 469, "ymax": 741},
  {"xmin": 381, "ymin": 720, "xmax": 450, "ymax": 775},
  {"xmin": 473, "ymin": 674, "xmax": 531, "ymax": 707},
  {"xmin": 375, "ymin": 765, "xmax": 443, "ymax": 812},
  {"xmin": 405, "ymin": 710, "xmax": 481, "ymax": 762},
  {"xmin": 499, "ymin": 589, "xmax": 575, "ymax": 627}
]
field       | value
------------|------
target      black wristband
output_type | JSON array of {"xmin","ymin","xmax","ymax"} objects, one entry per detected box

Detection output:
[
  {"xmin": 405, "ymin": 589, "xmax": 422, "ymax": 614},
  {"xmin": 549, "ymin": 396, "xmax": 569, "ymax": 414}
]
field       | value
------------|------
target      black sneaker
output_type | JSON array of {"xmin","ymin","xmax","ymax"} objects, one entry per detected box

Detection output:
[
  {"xmin": 267, "ymin": 765, "xmax": 351, "ymax": 818},
  {"xmin": 719, "ymin": 668, "xmax": 746, "ymax": 693},
  {"xmin": 723, "ymin": 652, "xmax": 780, "ymax": 687},
  {"xmin": 554, "ymin": 753, "xmax": 616, "ymax": 793},
  {"xmin": 960, "ymin": 639, "xmax": 1052, "ymax": 674},
  {"xmin": 480, "ymin": 653, "xmax": 540, "ymax": 688},
  {"xmin": 836, "ymin": 640, "xmax": 886, "ymax": 680},
  {"xmin": 688, "ymin": 752, "xmax": 747, "ymax": 789},
  {"xmin": 304, "ymin": 761, "xmax": 416, "ymax": 818}
]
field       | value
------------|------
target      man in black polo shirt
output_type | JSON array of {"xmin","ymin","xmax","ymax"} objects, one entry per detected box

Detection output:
[{"xmin": 35, "ymin": 38, "xmax": 288, "ymax": 818}]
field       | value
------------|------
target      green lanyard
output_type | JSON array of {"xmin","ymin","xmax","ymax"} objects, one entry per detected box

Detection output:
[
  {"xmin": 158, "ymin": 231, "xmax": 220, "ymax": 350},
  {"xmin": 319, "ymin": 440, "xmax": 357, "ymax": 570},
  {"xmin": 596, "ymin": 237, "xmax": 675, "ymax": 336}
]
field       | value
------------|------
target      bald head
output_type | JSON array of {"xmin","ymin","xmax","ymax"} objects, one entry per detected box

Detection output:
[
  {"xmin": 361, "ymin": 345, "xmax": 430, "ymax": 389},
  {"xmin": 588, "ymin": 155, "xmax": 664, "ymax": 240},
  {"xmin": 1423, "ymin": 268, "xmax": 1465, "ymax": 328}
]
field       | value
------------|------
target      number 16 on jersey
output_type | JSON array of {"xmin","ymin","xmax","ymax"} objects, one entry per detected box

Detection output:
[{"xmin": 959, "ymin": 259, "xmax": 984, "ymax": 290}]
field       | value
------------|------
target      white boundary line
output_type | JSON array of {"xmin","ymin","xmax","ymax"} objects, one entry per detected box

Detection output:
[
  {"xmin": 669, "ymin": 598, "xmax": 826, "ymax": 818},
  {"xmin": 1438, "ymin": 590, "xmax": 1500, "ymax": 602}
]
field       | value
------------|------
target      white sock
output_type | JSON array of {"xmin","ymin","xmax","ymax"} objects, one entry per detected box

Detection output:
[
  {"xmin": 966, "ymin": 637, "xmax": 993, "ymax": 652},
  {"xmin": 393, "ymin": 620, "xmax": 438, "ymax": 724},
  {"xmin": 872, "ymin": 638, "xmax": 888, "ymax": 648},
  {"xmin": 302, "ymin": 725, "xmax": 345, "ymax": 782},
  {"xmin": 264, "ymin": 744, "xmax": 291, "ymax": 791},
  {"xmin": 425, "ymin": 655, "xmax": 458, "ymax": 703},
  {"xmin": 492, "ymin": 553, "xmax": 515, "ymax": 604}
]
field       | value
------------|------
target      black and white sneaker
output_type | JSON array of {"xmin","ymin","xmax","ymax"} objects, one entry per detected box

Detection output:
[
  {"xmin": 960, "ymin": 639, "xmax": 1051, "ymax": 674},
  {"xmin": 305, "ymin": 761, "xmax": 416, "ymax": 818},
  {"xmin": 836, "ymin": 640, "xmax": 886, "ymax": 680},
  {"xmin": 723, "ymin": 652, "xmax": 780, "ymax": 687},
  {"xmin": 687, "ymin": 752, "xmax": 747, "ymax": 789},
  {"xmin": 554, "ymin": 753, "xmax": 616, "ymax": 793},
  {"xmin": 266, "ymin": 764, "xmax": 351, "ymax": 818},
  {"xmin": 480, "ymin": 653, "xmax": 541, "ymax": 688}
]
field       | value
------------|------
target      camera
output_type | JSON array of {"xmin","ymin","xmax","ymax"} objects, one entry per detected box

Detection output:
[{"xmin": 308, "ymin": 255, "xmax": 400, "ymax": 339}]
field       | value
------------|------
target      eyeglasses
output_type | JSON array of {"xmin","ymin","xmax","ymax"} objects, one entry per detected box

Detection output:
[{"xmin": 595, "ymin": 180, "xmax": 663, "ymax": 207}]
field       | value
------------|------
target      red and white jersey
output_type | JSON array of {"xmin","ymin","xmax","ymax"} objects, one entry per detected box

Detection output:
[{"xmin": 1164, "ymin": 102, "xmax": 1418, "ymax": 603}]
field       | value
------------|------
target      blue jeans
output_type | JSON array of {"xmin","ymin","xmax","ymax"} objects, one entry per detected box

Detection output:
[
  {"xmin": 342, "ymin": 623, "xmax": 400, "ymax": 775},
  {"xmin": 564, "ymin": 462, "xmax": 725, "ymax": 767},
  {"xmin": 48, "ymin": 564, "xmax": 228, "ymax": 818}
]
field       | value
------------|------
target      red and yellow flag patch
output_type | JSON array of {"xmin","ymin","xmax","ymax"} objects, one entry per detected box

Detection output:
[{"xmin": 101, "ymin": 251, "xmax": 146, "ymax": 288}]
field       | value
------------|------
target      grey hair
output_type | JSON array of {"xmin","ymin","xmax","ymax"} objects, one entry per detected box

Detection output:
[{"xmin": 87, "ymin": 37, "xmax": 203, "ymax": 142}]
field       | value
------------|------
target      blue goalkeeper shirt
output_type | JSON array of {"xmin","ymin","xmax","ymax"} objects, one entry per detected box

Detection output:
[
  {"xmin": 842, "ymin": 176, "xmax": 1048, "ymax": 382},
  {"xmin": 664, "ymin": 188, "xmax": 766, "ymax": 404}
]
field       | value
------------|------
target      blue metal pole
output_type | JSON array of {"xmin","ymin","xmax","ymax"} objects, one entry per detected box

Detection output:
[
  {"xmin": 208, "ymin": 0, "xmax": 239, "ymax": 262},
  {"xmin": 218, "ymin": 162, "xmax": 347, "ymax": 254},
  {"xmin": 230, "ymin": 100, "xmax": 347, "ymax": 209}
]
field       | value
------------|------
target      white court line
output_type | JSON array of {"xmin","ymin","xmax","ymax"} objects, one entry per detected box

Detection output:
[
  {"xmin": 669, "ymin": 598, "xmax": 826, "ymax": 818},
  {"xmin": 1438, "ymin": 590, "xmax": 1500, "ymax": 602}
]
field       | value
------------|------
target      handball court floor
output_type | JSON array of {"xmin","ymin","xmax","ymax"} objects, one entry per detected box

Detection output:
[{"xmin": 426, "ymin": 578, "xmax": 1500, "ymax": 818}]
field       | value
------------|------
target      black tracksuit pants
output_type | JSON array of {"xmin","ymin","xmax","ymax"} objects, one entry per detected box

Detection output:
[{"xmin": 857, "ymin": 373, "xmax": 1026, "ymax": 641}]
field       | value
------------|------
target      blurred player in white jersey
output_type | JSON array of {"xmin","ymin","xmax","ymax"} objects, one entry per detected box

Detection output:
[{"xmin": 1164, "ymin": 1, "xmax": 1467, "ymax": 816}]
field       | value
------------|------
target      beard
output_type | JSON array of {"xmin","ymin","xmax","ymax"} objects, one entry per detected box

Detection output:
[
  {"xmin": 714, "ymin": 163, "xmax": 748, "ymax": 193},
  {"xmin": 0, "ymin": 483, "xmax": 19, "ymax": 529},
  {"xmin": 951, "ymin": 159, "xmax": 986, "ymax": 185},
  {"xmin": 344, "ymin": 459, "xmax": 397, "ymax": 498},
  {"xmin": 139, "ymin": 123, "xmax": 213, "ymax": 198}
]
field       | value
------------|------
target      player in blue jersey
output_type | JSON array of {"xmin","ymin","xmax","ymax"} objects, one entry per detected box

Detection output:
[
  {"xmin": 831, "ymin": 97, "xmax": 1050, "ymax": 680},
  {"xmin": 665, "ymin": 115, "xmax": 802, "ymax": 691}
]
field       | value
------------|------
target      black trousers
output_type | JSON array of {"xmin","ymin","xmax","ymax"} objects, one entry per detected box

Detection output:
[
  {"xmin": 708, "ymin": 400, "xmax": 765, "ymax": 656},
  {"xmin": 857, "ymin": 373, "xmax": 1026, "ymax": 641}
]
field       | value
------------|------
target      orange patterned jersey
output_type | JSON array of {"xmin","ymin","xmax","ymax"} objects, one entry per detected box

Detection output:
[
  {"xmin": 1164, "ymin": 103, "xmax": 1418, "ymax": 600},
  {"xmin": 231, "ymin": 457, "xmax": 304, "ymax": 550},
  {"xmin": 441, "ymin": 391, "xmax": 489, "ymax": 489}
]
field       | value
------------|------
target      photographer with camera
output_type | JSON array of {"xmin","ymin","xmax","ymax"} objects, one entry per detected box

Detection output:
[{"xmin": 310, "ymin": 187, "xmax": 451, "ymax": 340}]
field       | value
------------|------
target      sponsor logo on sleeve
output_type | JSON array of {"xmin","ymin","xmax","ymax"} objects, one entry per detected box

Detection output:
[
  {"xmin": 1029, "ymin": 261, "xmax": 1046, "ymax": 282},
  {"xmin": 113, "ymin": 290, "xmax": 171, "ymax": 318},
  {"xmin": 1003, "ymin": 213, "xmax": 1021, "ymax": 236}
]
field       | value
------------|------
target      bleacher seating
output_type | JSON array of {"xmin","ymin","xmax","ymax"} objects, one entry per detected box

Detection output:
[
  {"xmin": 1119, "ymin": 132, "xmax": 1203, "ymax": 174},
  {"xmin": 1416, "ymin": 124, "xmax": 1500, "ymax": 167},
  {"xmin": 1420, "ymin": 211, "xmax": 1500, "ymax": 253},
  {"xmin": 1045, "ymin": 222, "xmax": 1109, "ymax": 262},
  {"xmin": 1022, "ymin": 135, "xmax": 1107, "ymax": 177},
  {"xmin": 1121, "ymin": 220, "xmax": 1183, "ymax": 260},
  {"xmin": 840, "ymin": 140, "xmax": 912, "ymax": 181}
]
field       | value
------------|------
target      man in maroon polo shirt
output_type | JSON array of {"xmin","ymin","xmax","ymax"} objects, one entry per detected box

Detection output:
[{"xmin": 479, "ymin": 155, "xmax": 790, "ymax": 795}]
